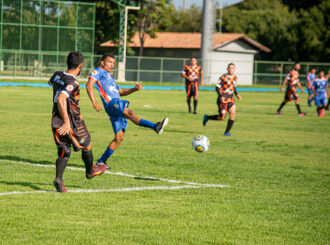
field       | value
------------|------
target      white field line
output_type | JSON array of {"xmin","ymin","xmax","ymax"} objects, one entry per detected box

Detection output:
[
  {"xmin": 0, "ymin": 159, "xmax": 230, "ymax": 188},
  {"xmin": 0, "ymin": 185, "xmax": 204, "ymax": 196}
]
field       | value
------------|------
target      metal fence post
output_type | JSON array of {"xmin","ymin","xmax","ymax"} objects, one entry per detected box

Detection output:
[
  {"xmin": 253, "ymin": 61, "xmax": 258, "ymax": 85},
  {"xmin": 160, "ymin": 57, "xmax": 163, "ymax": 83},
  {"xmin": 279, "ymin": 62, "xmax": 283, "ymax": 86},
  {"xmin": 137, "ymin": 56, "xmax": 141, "ymax": 82},
  {"xmin": 14, "ymin": 52, "xmax": 17, "ymax": 78}
]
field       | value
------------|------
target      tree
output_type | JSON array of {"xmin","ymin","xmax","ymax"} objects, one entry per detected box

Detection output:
[
  {"xmin": 164, "ymin": 4, "xmax": 202, "ymax": 33},
  {"xmin": 135, "ymin": 0, "xmax": 172, "ymax": 56}
]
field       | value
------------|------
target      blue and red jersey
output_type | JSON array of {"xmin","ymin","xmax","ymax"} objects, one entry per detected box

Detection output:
[
  {"xmin": 89, "ymin": 67, "xmax": 120, "ymax": 108},
  {"xmin": 312, "ymin": 78, "xmax": 328, "ymax": 97}
]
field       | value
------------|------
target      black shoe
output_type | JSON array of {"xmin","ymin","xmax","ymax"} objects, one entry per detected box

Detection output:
[
  {"xmin": 53, "ymin": 177, "xmax": 67, "ymax": 192},
  {"xmin": 193, "ymin": 111, "xmax": 197, "ymax": 114},
  {"xmin": 203, "ymin": 115, "xmax": 208, "ymax": 127},
  {"xmin": 155, "ymin": 117, "xmax": 169, "ymax": 135}
]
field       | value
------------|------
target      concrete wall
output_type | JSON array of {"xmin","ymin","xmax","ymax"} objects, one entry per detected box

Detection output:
[{"xmin": 208, "ymin": 51, "xmax": 255, "ymax": 85}]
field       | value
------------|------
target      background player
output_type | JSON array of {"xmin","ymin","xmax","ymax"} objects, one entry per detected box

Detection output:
[
  {"xmin": 306, "ymin": 67, "xmax": 316, "ymax": 106},
  {"xmin": 202, "ymin": 63, "xmax": 241, "ymax": 136},
  {"xmin": 276, "ymin": 62, "xmax": 306, "ymax": 116},
  {"xmin": 181, "ymin": 57, "xmax": 204, "ymax": 114},
  {"xmin": 87, "ymin": 53, "xmax": 168, "ymax": 168},
  {"xmin": 49, "ymin": 52, "xmax": 106, "ymax": 192},
  {"xmin": 311, "ymin": 70, "xmax": 328, "ymax": 117}
]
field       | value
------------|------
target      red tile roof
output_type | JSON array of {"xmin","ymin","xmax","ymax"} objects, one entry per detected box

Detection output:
[{"xmin": 100, "ymin": 32, "xmax": 271, "ymax": 52}]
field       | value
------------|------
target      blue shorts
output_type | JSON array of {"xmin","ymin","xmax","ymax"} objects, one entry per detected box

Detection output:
[
  {"xmin": 315, "ymin": 95, "xmax": 327, "ymax": 106},
  {"xmin": 105, "ymin": 98, "xmax": 129, "ymax": 134},
  {"xmin": 307, "ymin": 88, "xmax": 314, "ymax": 95}
]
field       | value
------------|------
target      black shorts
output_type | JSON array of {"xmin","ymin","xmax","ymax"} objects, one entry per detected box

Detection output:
[{"xmin": 52, "ymin": 120, "xmax": 91, "ymax": 158}]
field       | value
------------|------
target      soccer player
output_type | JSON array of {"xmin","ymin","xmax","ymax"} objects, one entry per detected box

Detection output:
[
  {"xmin": 49, "ymin": 52, "xmax": 107, "ymax": 192},
  {"xmin": 202, "ymin": 63, "xmax": 241, "ymax": 136},
  {"xmin": 276, "ymin": 62, "xmax": 306, "ymax": 116},
  {"xmin": 311, "ymin": 70, "xmax": 328, "ymax": 117},
  {"xmin": 86, "ymin": 53, "xmax": 168, "ymax": 168},
  {"xmin": 181, "ymin": 57, "xmax": 204, "ymax": 114},
  {"xmin": 306, "ymin": 67, "xmax": 316, "ymax": 106}
]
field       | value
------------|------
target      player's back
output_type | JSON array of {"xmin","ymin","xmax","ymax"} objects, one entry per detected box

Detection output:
[{"xmin": 49, "ymin": 71, "xmax": 81, "ymax": 128}]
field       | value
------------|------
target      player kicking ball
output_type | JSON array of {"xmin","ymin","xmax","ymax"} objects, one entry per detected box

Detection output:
[
  {"xmin": 49, "ymin": 52, "xmax": 107, "ymax": 192},
  {"xmin": 202, "ymin": 63, "xmax": 241, "ymax": 136},
  {"xmin": 87, "ymin": 53, "xmax": 168, "ymax": 168},
  {"xmin": 276, "ymin": 62, "xmax": 306, "ymax": 116},
  {"xmin": 311, "ymin": 70, "xmax": 329, "ymax": 117}
]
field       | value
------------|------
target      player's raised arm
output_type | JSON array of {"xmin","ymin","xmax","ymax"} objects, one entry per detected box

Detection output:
[
  {"xmin": 86, "ymin": 77, "xmax": 103, "ymax": 112},
  {"xmin": 57, "ymin": 92, "xmax": 71, "ymax": 135},
  {"xmin": 119, "ymin": 82, "xmax": 144, "ymax": 96}
]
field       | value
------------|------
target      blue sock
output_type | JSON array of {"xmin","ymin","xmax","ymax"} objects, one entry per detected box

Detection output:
[
  {"xmin": 139, "ymin": 119, "xmax": 157, "ymax": 130},
  {"xmin": 99, "ymin": 147, "xmax": 114, "ymax": 163}
]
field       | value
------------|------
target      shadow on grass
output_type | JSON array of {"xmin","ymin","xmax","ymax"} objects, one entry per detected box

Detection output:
[
  {"xmin": 134, "ymin": 176, "xmax": 160, "ymax": 181},
  {"xmin": 0, "ymin": 155, "xmax": 53, "ymax": 165},
  {"xmin": 0, "ymin": 155, "xmax": 82, "ymax": 168},
  {"xmin": 165, "ymin": 129, "xmax": 195, "ymax": 134},
  {"xmin": 0, "ymin": 180, "xmax": 80, "ymax": 190}
]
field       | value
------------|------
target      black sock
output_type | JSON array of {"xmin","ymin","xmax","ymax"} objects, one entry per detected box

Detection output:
[
  {"xmin": 56, "ymin": 157, "xmax": 68, "ymax": 180},
  {"xmin": 327, "ymin": 98, "xmax": 330, "ymax": 109},
  {"xmin": 278, "ymin": 101, "xmax": 287, "ymax": 112},
  {"xmin": 193, "ymin": 100, "xmax": 198, "ymax": 112},
  {"xmin": 296, "ymin": 104, "xmax": 301, "ymax": 114},
  {"xmin": 82, "ymin": 150, "xmax": 93, "ymax": 174},
  {"xmin": 225, "ymin": 119, "xmax": 234, "ymax": 133},
  {"xmin": 187, "ymin": 99, "xmax": 191, "ymax": 112},
  {"xmin": 207, "ymin": 115, "xmax": 219, "ymax": 120}
]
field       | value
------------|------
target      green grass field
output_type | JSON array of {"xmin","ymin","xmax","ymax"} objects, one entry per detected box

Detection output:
[{"xmin": 0, "ymin": 85, "xmax": 329, "ymax": 244}]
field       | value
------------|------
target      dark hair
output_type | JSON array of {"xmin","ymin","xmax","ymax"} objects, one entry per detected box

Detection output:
[
  {"xmin": 102, "ymin": 53, "xmax": 115, "ymax": 61},
  {"xmin": 318, "ymin": 69, "xmax": 324, "ymax": 74},
  {"xmin": 67, "ymin": 51, "xmax": 83, "ymax": 69},
  {"xmin": 310, "ymin": 67, "xmax": 316, "ymax": 71},
  {"xmin": 294, "ymin": 62, "xmax": 300, "ymax": 65},
  {"xmin": 228, "ymin": 63, "xmax": 235, "ymax": 68}
]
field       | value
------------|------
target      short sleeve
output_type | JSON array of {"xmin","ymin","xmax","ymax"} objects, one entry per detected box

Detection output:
[
  {"xmin": 89, "ymin": 68, "xmax": 100, "ymax": 81},
  {"xmin": 48, "ymin": 73, "xmax": 56, "ymax": 87},
  {"xmin": 182, "ymin": 66, "xmax": 187, "ymax": 74},
  {"xmin": 61, "ymin": 79, "xmax": 79, "ymax": 98},
  {"xmin": 285, "ymin": 72, "xmax": 291, "ymax": 80}
]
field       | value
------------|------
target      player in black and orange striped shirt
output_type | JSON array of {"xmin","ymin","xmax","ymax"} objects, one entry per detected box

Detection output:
[
  {"xmin": 276, "ymin": 62, "xmax": 306, "ymax": 116},
  {"xmin": 181, "ymin": 58, "xmax": 204, "ymax": 113},
  {"xmin": 202, "ymin": 63, "xmax": 241, "ymax": 136},
  {"xmin": 49, "ymin": 52, "xmax": 106, "ymax": 192}
]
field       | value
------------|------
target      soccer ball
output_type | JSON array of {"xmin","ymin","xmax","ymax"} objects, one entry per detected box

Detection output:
[{"xmin": 192, "ymin": 135, "xmax": 210, "ymax": 153}]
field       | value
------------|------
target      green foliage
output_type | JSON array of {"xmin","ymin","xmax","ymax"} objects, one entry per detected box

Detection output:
[
  {"xmin": 162, "ymin": 4, "xmax": 202, "ymax": 32},
  {"xmin": 221, "ymin": 0, "xmax": 329, "ymax": 61},
  {"xmin": 135, "ymin": 0, "xmax": 173, "ymax": 56}
]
